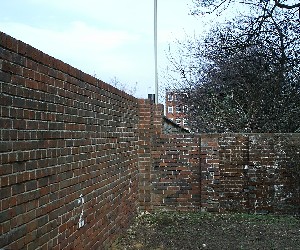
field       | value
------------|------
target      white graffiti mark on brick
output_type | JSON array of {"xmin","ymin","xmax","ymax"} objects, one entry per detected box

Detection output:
[{"xmin": 78, "ymin": 194, "xmax": 85, "ymax": 229}]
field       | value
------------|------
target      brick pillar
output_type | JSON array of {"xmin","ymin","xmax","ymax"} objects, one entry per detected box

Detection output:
[{"xmin": 137, "ymin": 99, "xmax": 163, "ymax": 211}]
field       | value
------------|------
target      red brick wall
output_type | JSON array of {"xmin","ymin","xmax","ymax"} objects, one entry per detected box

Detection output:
[
  {"xmin": 0, "ymin": 32, "xmax": 139, "ymax": 249},
  {"xmin": 200, "ymin": 134, "xmax": 300, "ymax": 214},
  {"xmin": 138, "ymin": 103, "xmax": 200, "ymax": 212},
  {"xmin": 1, "ymin": 31, "xmax": 300, "ymax": 250},
  {"xmin": 247, "ymin": 134, "xmax": 300, "ymax": 214},
  {"xmin": 150, "ymin": 134, "xmax": 201, "ymax": 211},
  {"xmin": 139, "ymin": 103, "xmax": 300, "ymax": 214},
  {"xmin": 138, "ymin": 99, "xmax": 160, "ymax": 211},
  {"xmin": 138, "ymin": 99, "xmax": 200, "ymax": 211}
]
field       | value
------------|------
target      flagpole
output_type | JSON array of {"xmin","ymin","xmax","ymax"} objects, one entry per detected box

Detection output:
[{"xmin": 154, "ymin": 0, "xmax": 158, "ymax": 104}]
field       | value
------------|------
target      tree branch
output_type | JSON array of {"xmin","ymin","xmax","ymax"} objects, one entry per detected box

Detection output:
[{"xmin": 274, "ymin": 0, "xmax": 300, "ymax": 10}]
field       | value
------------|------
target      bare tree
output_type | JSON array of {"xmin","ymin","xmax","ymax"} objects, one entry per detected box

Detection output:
[
  {"xmin": 109, "ymin": 76, "xmax": 137, "ymax": 96},
  {"xmin": 166, "ymin": 8, "xmax": 300, "ymax": 132},
  {"xmin": 192, "ymin": 0, "xmax": 300, "ymax": 79},
  {"xmin": 192, "ymin": 0, "xmax": 300, "ymax": 17}
]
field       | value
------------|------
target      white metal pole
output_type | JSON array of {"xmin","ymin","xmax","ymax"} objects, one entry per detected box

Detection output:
[{"xmin": 154, "ymin": 0, "xmax": 158, "ymax": 104}]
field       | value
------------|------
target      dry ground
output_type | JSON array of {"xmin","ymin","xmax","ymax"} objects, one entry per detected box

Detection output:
[{"xmin": 111, "ymin": 211, "xmax": 300, "ymax": 250}]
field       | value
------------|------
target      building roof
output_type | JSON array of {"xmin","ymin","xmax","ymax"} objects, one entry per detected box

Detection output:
[{"xmin": 163, "ymin": 116, "xmax": 190, "ymax": 134}]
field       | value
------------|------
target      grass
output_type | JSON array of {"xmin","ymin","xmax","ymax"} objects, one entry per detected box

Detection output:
[{"xmin": 112, "ymin": 211, "xmax": 300, "ymax": 250}]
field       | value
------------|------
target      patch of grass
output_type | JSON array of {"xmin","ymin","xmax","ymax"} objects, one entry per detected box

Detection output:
[{"xmin": 112, "ymin": 211, "xmax": 300, "ymax": 250}]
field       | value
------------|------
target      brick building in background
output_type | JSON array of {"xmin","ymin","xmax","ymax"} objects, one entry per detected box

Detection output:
[{"xmin": 165, "ymin": 89, "xmax": 190, "ymax": 130}]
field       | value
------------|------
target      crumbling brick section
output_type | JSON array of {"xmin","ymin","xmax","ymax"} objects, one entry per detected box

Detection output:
[
  {"xmin": 200, "ymin": 134, "xmax": 300, "ymax": 214},
  {"xmin": 0, "ymin": 32, "xmax": 140, "ymax": 249},
  {"xmin": 247, "ymin": 134, "xmax": 300, "ymax": 214}
]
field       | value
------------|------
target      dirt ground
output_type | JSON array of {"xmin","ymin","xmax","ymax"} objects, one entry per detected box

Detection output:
[{"xmin": 111, "ymin": 211, "xmax": 300, "ymax": 250}]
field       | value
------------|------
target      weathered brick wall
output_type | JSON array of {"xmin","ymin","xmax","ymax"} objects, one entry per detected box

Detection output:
[
  {"xmin": 151, "ymin": 134, "xmax": 201, "ymax": 211},
  {"xmin": 247, "ymin": 134, "xmax": 300, "ymax": 214},
  {"xmin": 0, "ymin": 32, "xmax": 140, "ymax": 249},
  {"xmin": 200, "ymin": 134, "xmax": 300, "ymax": 214},
  {"xmin": 200, "ymin": 134, "xmax": 221, "ymax": 212},
  {"xmin": 138, "ymin": 103, "xmax": 201, "ymax": 211},
  {"xmin": 137, "ymin": 99, "xmax": 165, "ymax": 211},
  {"xmin": 139, "ymin": 103, "xmax": 300, "ymax": 214},
  {"xmin": 201, "ymin": 135, "xmax": 251, "ymax": 213},
  {"xmin": 139, "ymin": 103, "xmax": 199, "ymax": 212}
]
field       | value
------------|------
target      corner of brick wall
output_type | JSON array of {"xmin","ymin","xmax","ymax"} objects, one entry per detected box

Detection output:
[
  {"xmin": 137, "ymin": 99, "xmax": 164, "ymax": 211},
  {"xmin": 138, "ymin": 100, "xmax": 201, "ymax": 211}
]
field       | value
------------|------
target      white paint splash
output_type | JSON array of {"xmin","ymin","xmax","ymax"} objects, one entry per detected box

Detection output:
[{"xmin": 78, "ymin": 194, "xmax": 85, "ymax": 229}]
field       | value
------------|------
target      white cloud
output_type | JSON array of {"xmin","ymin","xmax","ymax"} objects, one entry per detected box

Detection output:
[
  {"xmin": 0, "ymin": 21, "xmax": 139, "ymax": 52},
  {"xmin": 0, "ymin": 20, "xmax": 141, "ymax": 69},
  {"xmin": 70, "ymin": 21, "xmax": 140, "ymax": 48},
  {"xmin": 0, "ymin": 0, "xmax": 209, "ymax": 100},
  {"xmin": 28, "ymin": 0, "xmax": 153, "ymax": 34},
  {"xmin": 0, "ymin": 20, "xmax": 154, "ymax": 98}
]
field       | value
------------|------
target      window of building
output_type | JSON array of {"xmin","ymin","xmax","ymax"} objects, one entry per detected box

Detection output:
[
  {"xmin": 183, "ymin": 105, "xmax": 188, "ymax": 113},
  {"xmin": 167, "ymin": 106, "xmax": 173, "ymax": 113},
  {"xmin": 167, "ymin": 93, "xmax": 173, "ymax": 101},
  {"xmin": 175, "ymin": 105, "xmax": 181, "ymax": 113},
  {"xmin": 183, "ymin": 118, "xmax": 188, "ymax": 126},
  {"xmin": 174, "ymin": 94, "xmax": 178, "ymax": 101}
]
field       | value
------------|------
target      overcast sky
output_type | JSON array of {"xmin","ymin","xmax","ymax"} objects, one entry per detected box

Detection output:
[{"xmin": 0, "ymin": 0, "xmax": 210, "ymax": 100}]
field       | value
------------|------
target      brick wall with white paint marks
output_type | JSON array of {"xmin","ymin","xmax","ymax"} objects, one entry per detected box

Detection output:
[{"xmin": 0, "ymin": 31, "xmax": 139, "ymax": 249}]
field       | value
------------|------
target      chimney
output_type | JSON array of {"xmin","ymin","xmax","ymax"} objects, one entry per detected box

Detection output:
[{"xmin": 148, "ymin": 94, "xmax": 155, "ymax": 104}]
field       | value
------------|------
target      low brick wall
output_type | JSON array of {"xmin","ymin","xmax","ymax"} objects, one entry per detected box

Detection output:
[
  {"xmin": 150, "ymin": 134, "xmax": 201, "ymax": 211},
  {"xmin": 140, "ymin": 103, "xmax": 300, "ymax": 214},
  {"xmin": 200, "ymin": 134, "xmax": 300, "ymax": 214}
]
